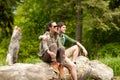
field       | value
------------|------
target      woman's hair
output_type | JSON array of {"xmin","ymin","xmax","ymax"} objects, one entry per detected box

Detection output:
[
  {"xmin": 45, "ymin": 21, "xmax": 54, "ymax": 31},
  {"xmin": 57, "ymin": 22, "xmax": 65, "ymax": 28}
]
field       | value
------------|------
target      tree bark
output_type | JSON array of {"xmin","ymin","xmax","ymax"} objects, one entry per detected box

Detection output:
[{"xmin": 76, "ymin": 0, "xmax": 82, "ymax": 43}]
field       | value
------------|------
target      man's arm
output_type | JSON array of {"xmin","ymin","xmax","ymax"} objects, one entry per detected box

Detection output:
[
  {"xmin": 65, "ymin": 34, "xmax": 88, "ymax": 56},
  {"xmin": 76, "ymin": 42, "xmax": 88, "ymax": 56},
  {"xmin": 58, "ymin": 35, "xmax": 64, "ymax": 48},
  {"xmin": 64, "ymin": 34, "xmax": 76, "ymax": 44}
]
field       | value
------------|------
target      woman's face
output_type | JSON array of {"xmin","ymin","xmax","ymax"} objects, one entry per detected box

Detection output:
[{"xmin": 50, "ymin": 22, "xmax": 58, "ymax": 33}]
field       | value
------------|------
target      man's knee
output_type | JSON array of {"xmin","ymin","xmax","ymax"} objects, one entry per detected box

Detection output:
[
  {"xmin": 58, "ymin": 46, "xmax": 65, "ymax": 57},
  {"xmin": 59, "ymin": 46, "xmax": 65, "ymax": 52},
  {"xmin": 74, "ymin": 45, "xmax": 79, "ymax": 50}
]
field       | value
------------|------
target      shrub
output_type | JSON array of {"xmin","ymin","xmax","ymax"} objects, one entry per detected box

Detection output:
[{"xmin": 98, "ymin": 43, "xmax": 120, "ymax": 58}]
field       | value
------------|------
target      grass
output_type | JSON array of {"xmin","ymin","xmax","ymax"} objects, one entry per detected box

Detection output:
[{"xmin": 0, "ymin": 56, "xmax": 7, "ymax": 66}]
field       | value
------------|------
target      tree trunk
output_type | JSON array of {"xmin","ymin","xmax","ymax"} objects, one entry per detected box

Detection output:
[{"xmin": 76, "ymin": 0, "xmax": 82, "ymax": 43}]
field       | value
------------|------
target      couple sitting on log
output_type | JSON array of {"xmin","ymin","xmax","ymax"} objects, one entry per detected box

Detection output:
[{"xmin": 38, "ymin": 21, "xmax": 88, "ymax": 80}]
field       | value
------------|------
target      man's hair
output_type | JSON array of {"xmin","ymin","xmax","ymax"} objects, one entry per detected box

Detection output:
[{"xmin": 57, "ymin": 22, "xmax": 65, "ymax": 28}]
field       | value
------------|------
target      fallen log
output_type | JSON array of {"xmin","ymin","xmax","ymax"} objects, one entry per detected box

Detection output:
[
  {"xmin": 6, "ymin": 26, "xmax": 22, "ymax": 65},
  {"xmin": 0, "ymin": 56, "xmax": 113, "ymax": 80}
]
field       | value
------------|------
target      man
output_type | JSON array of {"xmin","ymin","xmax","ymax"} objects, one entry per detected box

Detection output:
[
  {"xmin": 57, "ymin": 22, "xmax": 88, "ymax": 64},
  {"xmin": 39, "ymin": 21, "xmax": 77, "ymax": 80}
]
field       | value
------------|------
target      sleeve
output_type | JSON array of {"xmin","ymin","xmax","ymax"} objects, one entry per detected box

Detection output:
[
  {"xmin": 41, "ymin": 32, "xmax": 50, "ymax": 52},
  {"xmin": 64, "ymin": 34, "xmax": 77, "ymax": 44},
  {"xmin": 42, "ymin": 40, "xmax": 49, "ymax": 52},
  {"xmin": 57, "ymin": 35, "xmax": 64, "ymax": 48}
]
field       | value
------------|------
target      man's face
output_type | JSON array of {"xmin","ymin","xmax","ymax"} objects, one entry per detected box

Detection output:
[
  {"xmin": 50, "ymin": 22, "xmax": 58, "ymax": 33},
  {"xmin": 59, "ymin": 25, "xmax": 66, "ymax": 34}
]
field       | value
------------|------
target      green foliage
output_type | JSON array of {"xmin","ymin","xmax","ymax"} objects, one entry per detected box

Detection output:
[
  {"xmin": 109, "ymin": 0, "xmax": 120, "ymax": 10},
  {"xmin": 14, "ymin": 0, "xmax": 77, "ymax": 35},
  {"xmin": 82, "ymin": 0, "xmax": 120, "ymax": 42},
  {"xmin": 98, "ymin": 43, "xmax": 120, "ymax": 58},
  {"xmin": 0, "ymin": 38, "xmax": 10, "ymax": 65},
  {"xmin": 18, "ymin": 39, "xmax": 40, "ymax": 63},
  {"xmin": 0, "ymin": 48, "xmax": 7, "ymax": 66},
  {"xmin": 23, "ymin": 56, "xmax": 42, "ymax": 64},
  {"xmin": 82, "ymin": 0, "xmax": 120, "ymax": 59},
  {"xmin": 0, "ymin": 0, "xmax": 21, "ymax": 39}
]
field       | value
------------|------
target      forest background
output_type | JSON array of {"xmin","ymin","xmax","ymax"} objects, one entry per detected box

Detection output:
[{"xmin": 0, "ymin": 0, "xmax": 120, "ymax": 77}]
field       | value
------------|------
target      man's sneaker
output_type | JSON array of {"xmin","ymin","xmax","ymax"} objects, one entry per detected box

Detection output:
[
  {"xmin": 50, "ymin": 61, "xmax": 59, "ymax": 73},
  {"xmin": 58, "ymin": 64, "xmax": 64, "ymax": 79}
]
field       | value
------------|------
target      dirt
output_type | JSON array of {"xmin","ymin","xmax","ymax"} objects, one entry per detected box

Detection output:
[{"xmin": 113, "ymin": 76, "xmax": 120, "ymax": 80}]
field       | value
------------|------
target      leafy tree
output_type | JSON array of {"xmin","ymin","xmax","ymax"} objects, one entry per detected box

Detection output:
[
  {"xmin": 14, "ymin": 0, "xmax": 79, "ymax": 61},
  {"xmin": 0, "ymin": 0, "xmax": 13, "ymax": 39},
  {"xmin": 82, "ymin": 0, "xmax": 120, "ymax": 58},
  {"xmin": 109, "ymin": 0, "xmax": 120, "ymax": 9},
  {"xmin": 15, "ymin": 0, "xmax": 79, "ymax": 40},
  {"xmin": 0, "ymin": 0, "xmax": 21, "ymax": 41}
]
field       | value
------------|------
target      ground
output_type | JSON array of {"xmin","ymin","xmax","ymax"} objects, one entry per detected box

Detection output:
[{"xmin": 113, "ymin": 76, "xmax": 120, "ymax": 80}]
